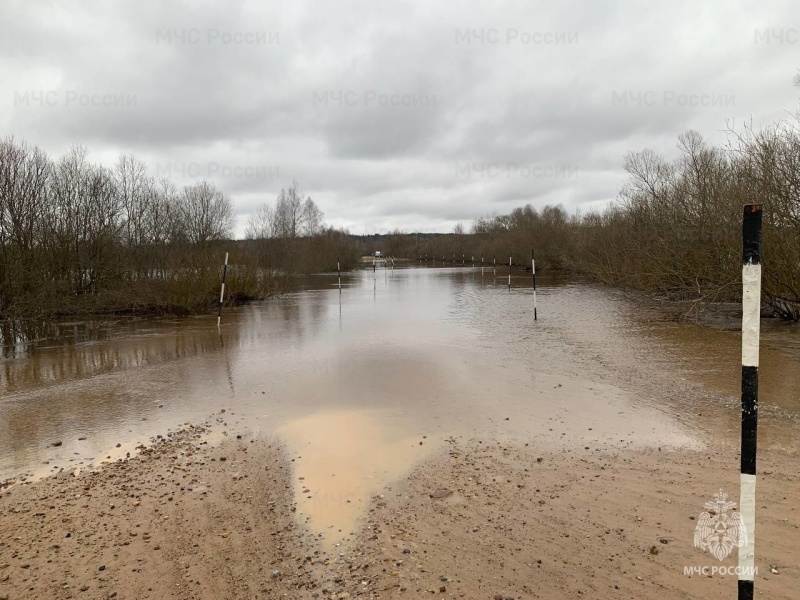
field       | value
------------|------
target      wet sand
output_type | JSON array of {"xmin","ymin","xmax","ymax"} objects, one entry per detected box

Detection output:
[
  {"xmin": 1, "ymin": 268, "xmax": 799, "ymax": 598},
  {"xmin": 1, "ymin": 424, "xmax": 797, "ymax": 599}
]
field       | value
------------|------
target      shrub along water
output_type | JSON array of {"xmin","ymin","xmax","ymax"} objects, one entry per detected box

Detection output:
[
  {"xmin": 576, "ymin": 125, "xmax": 800, "ymax": 320},
  {"xmin": 0, "ymin": 139, "xmax": 359, "ymax": 320},
  {"xmin": 377, "ymin": 126, "xmax": 800, "ymax": 321}
]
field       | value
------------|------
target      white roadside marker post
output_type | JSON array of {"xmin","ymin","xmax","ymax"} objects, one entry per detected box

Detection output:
[
  {"xmin": 217, "ymin": 252, "xmax": 229, "ymax": 327},
  {"xmin": 738, "ymin": 204, "xmax": 762, "ymax": 600},
  {"xmin": 531, "ymin": 249, "xmax": 537, "ymax": 321}
]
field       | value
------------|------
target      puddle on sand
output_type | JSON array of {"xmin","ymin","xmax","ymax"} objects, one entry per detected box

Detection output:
[{"xmin": 278, "ymin": 409, "xmax": 439, "ymax": 549}]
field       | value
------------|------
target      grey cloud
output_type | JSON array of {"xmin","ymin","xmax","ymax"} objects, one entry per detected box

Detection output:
[{"xmin": 1, "ymin": 0, "xmax": 798, "ymax": 236}]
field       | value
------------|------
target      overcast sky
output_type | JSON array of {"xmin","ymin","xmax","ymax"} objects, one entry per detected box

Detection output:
[{"xmin": 1, "ymin": 0, "xmax": 798, "ymax": 236}]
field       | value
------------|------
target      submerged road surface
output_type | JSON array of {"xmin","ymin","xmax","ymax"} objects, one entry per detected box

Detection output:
[{"xmin": 2, "ymin": 266, "xmax": 799, "ymax": 545}]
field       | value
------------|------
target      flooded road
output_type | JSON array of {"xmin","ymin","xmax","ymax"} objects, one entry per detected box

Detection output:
[{"xmin": 2, "ymin": 266, "xmax": 799, "ymax": 545}]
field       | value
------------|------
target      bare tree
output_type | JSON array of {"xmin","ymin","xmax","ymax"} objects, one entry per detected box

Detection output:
[
  {"xmin": 178, "ymin": 181, "xmax": 235, "ymax": 246},
  {"xmin": 115, "ymin": 154, "xmax": 149, "ymax": 247},
  {"xmin": 245, "ymin": 202, "xmax": 275, "ymax": 239},
  {"xmin": 0, "ymin": 138, "xmax": 52, "ymax": 304},
  {"xmin": 273, "ymin": 180, "xmax": 305, "ymax": 239},
  {"xmin": 301, "ymin": 197, "xmax": 324, "ymax": 236}
]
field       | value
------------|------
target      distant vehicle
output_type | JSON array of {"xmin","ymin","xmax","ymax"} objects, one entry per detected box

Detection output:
[{"xmin": 374, "ymin": 251, "xmax": 383, "ymax": 258}]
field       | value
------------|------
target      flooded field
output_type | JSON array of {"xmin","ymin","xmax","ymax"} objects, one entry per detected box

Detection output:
[{"xmin": 2, "ymin": 266, "xmax": 799, "ymax": 546}]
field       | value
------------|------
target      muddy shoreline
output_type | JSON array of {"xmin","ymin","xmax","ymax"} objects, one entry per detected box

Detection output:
[{"xmin": 1, "ymin": 419, "xmax": 797, "ymax": 599}]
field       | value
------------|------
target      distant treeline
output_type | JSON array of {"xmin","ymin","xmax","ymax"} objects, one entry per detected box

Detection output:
[
  {"xmin": 0, "ymin": 139, "xmax": 359, "ymax": 319},
  {"xmin": 5, "ymin": 117, "xmax": 800, "ymax": 323},
  {"xmin": 375, "ymin": 126, "xmax": 800, "ymax": 321}
]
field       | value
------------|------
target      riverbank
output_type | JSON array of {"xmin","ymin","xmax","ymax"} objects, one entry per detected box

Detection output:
[{"xmin": 1, "ymin": 420, "xmax": 797, "ymax": 600}]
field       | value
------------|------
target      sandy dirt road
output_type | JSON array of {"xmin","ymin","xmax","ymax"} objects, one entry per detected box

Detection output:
[{"xmin": 0, "ymin": 420, "xmax": 797, "ymax": 600}]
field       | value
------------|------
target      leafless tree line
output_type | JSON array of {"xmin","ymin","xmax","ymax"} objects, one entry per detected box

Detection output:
[
  {"xmin": 575, "ymin": 126, "xmax": 800, "ymax": 320},
  {"xmin": 6, "ymin": 115, "xmax": 798, "ymax": 323},
  {"xmin": 245, "ymin": 180, "xmax": 324, "ymax": 240},
  {"xmin": 0, "ymin": 138, "xmax": 251, "ymax": 317},
  {"xmin": 242, "ymin": 180, "xmax": 359, "ymax": 277},
  {"xmin": 378, "ymin": 204, "xmax": 572, "ymax": 271},
  {"xmin": 385, "ymin": 126, "xmax": 800, "ymax": 321}
]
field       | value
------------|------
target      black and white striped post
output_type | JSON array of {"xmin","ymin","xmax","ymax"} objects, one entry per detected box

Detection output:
[
  {"xmin": 337, "ymin": 259, "xmax": 341, "ymax": 291},
  {"xmin": 738, "ymin": 204, "xmax": 761, "ymax": 600},
  {"xmin": 531, "ymin": 249, "xmax": 537, "ymax": 321},
  {"xmin": 508, "ymin": 256, "xmax": 512, "ymax": 289},
  {"xmin": 217, "ymin": 252, "xmax": 229, "ymax": 327},
  {"xmin": 493, "ymin": 254, "xmax": 496, "ymax": 278}
]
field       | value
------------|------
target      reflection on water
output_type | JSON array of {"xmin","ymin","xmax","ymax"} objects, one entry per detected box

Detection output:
[
  {"xmin": 1, "ymin": 319, "xmax": 106, "ymax": 360},
  {"xmin": 1, "ymin": 265, "xmax": 799, "ymax": 541},
  {"xmin": 1, "ymin": 319, "xmax": 221, "ymax": 392}
]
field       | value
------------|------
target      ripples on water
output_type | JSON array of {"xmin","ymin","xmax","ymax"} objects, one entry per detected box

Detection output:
[{"xmin": 1, "ymin": 266, "xmax": 798, "ymax": 484}]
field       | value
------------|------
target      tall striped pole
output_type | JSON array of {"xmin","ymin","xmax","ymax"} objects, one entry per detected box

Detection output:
[
  {"xmin": 738, "ymin": 204, "xmax": 761, "ymax": 600},
  {"xmin": 337, "ymin": 259, "xmax": 341, "ymax": 291},
  {"xmin": 217, "ymin": 252, "xmax": 229, "ymax": 327},
  {"xmin": 508, "ymin": 256, "xmax": 511, "ymax": 289},
  {"xmin": 531, "ymin": 249, "xmax": 537, "ymax": 321},
  {"xmin": 493, "ymin": 254, "xmax": 496, "ymax": 278}
]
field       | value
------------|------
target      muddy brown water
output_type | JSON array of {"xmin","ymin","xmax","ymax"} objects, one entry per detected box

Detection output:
[{"xmin": 2, "ymin": 266, "xmax": 799, "ymax": 546}]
